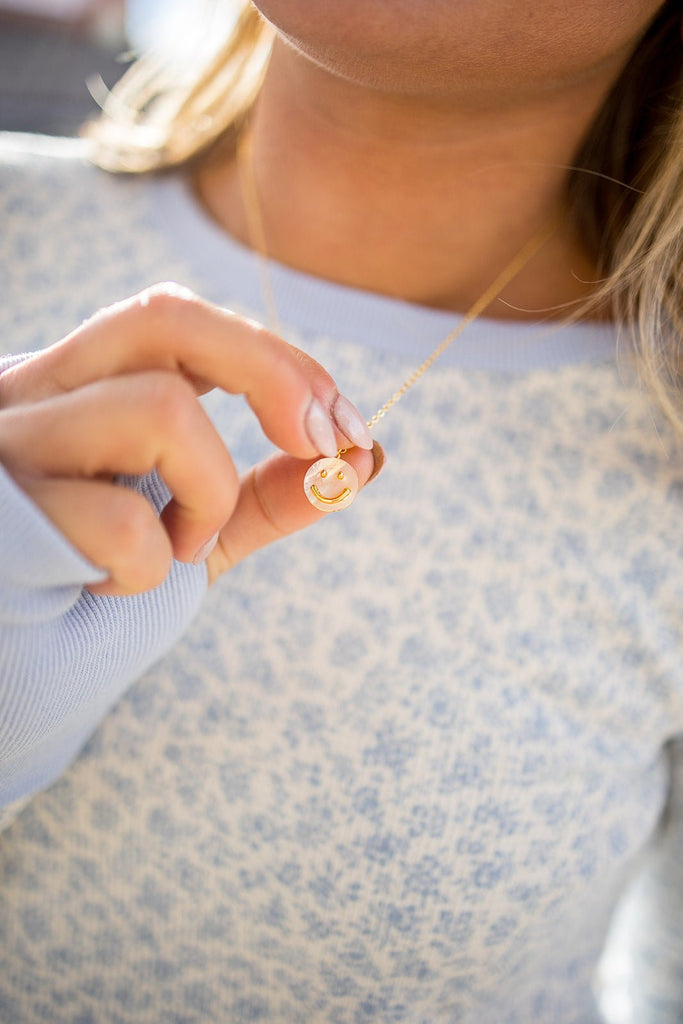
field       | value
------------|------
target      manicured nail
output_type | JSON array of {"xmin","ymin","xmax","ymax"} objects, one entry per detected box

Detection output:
[
  {"xmin": 305, "ymin": 398, "xmax": 338, "ymax": 456},
  {"xmin": 333, "ymin": 394, "xmax": 373, "ymax": 450},
  {"xmin": 193, "ymin": 531, "xmax": 219, "ymax": 566}
]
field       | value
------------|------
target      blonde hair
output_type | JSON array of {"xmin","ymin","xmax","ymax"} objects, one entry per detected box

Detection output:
[
  {"xmin": 88, "ymin": 1, "xmax": 683, "ymax": 428},
  {"xmin": 565, "ymin": 0, "xmax": 683, "ymax": 427},
  {"xmin": 89, "ymin": 3, "xmax": 272, "ymax": 172}
]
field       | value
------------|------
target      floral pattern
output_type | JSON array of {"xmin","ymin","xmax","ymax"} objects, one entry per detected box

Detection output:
[{"xmin": 1, "ymin": 134, "xmax": 683, "ymax": 1023}]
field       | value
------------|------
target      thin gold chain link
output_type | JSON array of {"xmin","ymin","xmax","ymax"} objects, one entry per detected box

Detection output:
[
  {"xmin": 363, "ymin": 223, "xmax": 555, "ymax": 429},
  {"xmin": 238, "ymin": 129, "xmax": 285, "ymax": 339},
  {"xmin": 238, "ymin": 129, "xmax": 555, "ymax": 435}
]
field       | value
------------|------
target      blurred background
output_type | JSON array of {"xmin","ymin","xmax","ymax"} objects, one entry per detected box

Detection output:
[{"xmin": 0, "ymin": 0, "xmax": 191, "ymax": 135}]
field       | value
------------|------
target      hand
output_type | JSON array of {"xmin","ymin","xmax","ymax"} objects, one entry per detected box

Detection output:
[{"xmin": 0, "ymin": 284, "xmax": 379, "ymax": 596}]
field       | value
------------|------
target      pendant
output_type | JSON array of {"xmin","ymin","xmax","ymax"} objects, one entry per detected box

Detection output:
[{"xmin": 304, "ymin": 456, "xmax": 359, "ymax": 513}]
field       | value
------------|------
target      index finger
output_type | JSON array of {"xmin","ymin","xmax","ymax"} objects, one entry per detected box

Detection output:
[{"xmin": 2, "ymin": 284, "xmax": 365, "ymax": 460}]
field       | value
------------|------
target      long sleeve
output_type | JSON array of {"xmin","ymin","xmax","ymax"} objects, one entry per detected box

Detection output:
[
  {"xmin": 0, "ymin": 448, "xmax": 208, "ymax": 810},
  {"xmin": 4, "ymin": 135, "xmax": 683, "ymax": 1024}
]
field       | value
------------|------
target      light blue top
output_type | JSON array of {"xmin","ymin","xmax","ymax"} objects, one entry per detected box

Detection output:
[{"xmin": 1, "ymin": 132, "xmax": 683, "ymax": 1024}]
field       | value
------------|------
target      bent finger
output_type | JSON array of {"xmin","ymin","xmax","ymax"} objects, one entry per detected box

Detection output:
[
  {"xmin": 0, "ymin": 372, "xmax": 240, "ymax": 565},
  {"xmin": 21, "ymin": 476, "xmax": 174, "ymax": 596},
  {"xmin": 2, "ymin": 286, "xmax": 372, "ymax": 459}
]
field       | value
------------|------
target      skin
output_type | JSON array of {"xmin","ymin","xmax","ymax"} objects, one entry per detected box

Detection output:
[
  {"xmin": 0, "ymin": 0, "xmax": 666, "ymax": 594},
  {"xmin": 0, "ymin": 288, "xmax": 375, "ymax": 594},
  {"xmin": 197, "ymin": 0, "xmax": 665, "ymax": 315},
  {"xmin": 253, "ymin": 0, "xmax": 664, "ymax": 98}
]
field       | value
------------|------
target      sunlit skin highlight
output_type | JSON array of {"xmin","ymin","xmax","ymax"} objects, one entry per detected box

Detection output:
[{"xmin": 196, "ymin": 1, "xmax": 665, "ymax": 319}]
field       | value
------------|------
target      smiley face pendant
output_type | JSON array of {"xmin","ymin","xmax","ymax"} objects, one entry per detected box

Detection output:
[{"xmin": 304, "ymin": 456, "xmax": 359, "ymax": 513}]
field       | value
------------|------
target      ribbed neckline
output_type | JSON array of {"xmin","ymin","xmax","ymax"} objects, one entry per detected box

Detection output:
[{"xmin": 149, "ymin": 173, "xmax": 621, "ymax": 375}]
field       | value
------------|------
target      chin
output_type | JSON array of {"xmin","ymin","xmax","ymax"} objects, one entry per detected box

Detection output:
[
  {"xmin": 253, "ymin": 0, "xmax": 484, "ymax": 95},
  {"xmin": 254, "ymin": 0, "xmax": 461, "ymax": 58},
  {"xmin": 253, "ymin": 0, "xmax": 664, "ymax": 100}
]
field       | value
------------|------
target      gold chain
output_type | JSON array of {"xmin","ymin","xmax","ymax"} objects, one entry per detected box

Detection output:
[
  {"xmin": 238, "ymin": 129, "xmax": 285, "ymax": 339},
  {"xmin": 237, "ymin": 129, "xmax": 555, "ymax": 436}
]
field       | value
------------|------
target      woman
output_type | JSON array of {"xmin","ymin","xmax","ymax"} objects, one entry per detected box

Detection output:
[{"xmin": 0, "ymin": 1, "xmax": 682, "ymax": 1021}]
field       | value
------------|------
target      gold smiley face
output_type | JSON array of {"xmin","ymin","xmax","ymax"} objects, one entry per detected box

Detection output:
[
  {"xmin": 312, "ymin": 465, "xmax": 352, "ymax": 507},
  {"xmin": 304, "ymin": 457, "xmax": 359, "ymax": 512}
]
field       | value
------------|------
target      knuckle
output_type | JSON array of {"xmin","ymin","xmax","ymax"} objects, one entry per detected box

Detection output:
[
  {"xmin": 135, "ymin": 282, "xmax": 202, "ymax": 328},
  {"xmin": 106, "ymin": 490, "xmax": 171, "ymax": 587},
  {"xmin": 108, "ymin": 489, "xmax": 157, "ymax": 555},
  {"xmin": 141, "ymin": 371, "xmax": 196, "ymax": 428}
]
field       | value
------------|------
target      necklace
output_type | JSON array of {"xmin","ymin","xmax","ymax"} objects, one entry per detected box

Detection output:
[{"xmin": 237, "ymin": 130, "xmax": 555, "ymax": 513}]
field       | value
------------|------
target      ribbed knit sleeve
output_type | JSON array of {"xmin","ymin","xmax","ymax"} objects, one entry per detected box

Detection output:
[{"xmin": 0, "ymin": 365, "xmax": 208, "ymax": 807}]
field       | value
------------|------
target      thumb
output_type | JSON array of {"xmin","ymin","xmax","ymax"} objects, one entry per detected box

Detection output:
[{"xmin": 206, "ymin": 443, "xmax": 384, "ymax": 582}]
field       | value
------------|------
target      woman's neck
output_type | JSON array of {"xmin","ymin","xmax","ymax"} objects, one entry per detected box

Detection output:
[{"xmin": 195, "ymin": 37, "xmax": 624, "ymax": 320}]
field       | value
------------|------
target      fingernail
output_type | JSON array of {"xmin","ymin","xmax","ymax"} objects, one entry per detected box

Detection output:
[
  {"xmin": 367, "ymin": 440, "xmax": 386, "ymax": 484},
  {"xmin": 193, "ymin": 531, "xmax": 219, "ymax": 565},
  {"xmin": 305, "ymin": 398, "xmax": 338, "ymax": 456},
  {"xmin": 333, "ymin": 394, "xmax": 373, "ymax": 450}
]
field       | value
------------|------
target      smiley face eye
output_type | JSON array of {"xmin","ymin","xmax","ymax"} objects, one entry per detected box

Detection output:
[
  {"xmin": 337, "ymin": 471, "xmax": 344, "ymax": 480},
  {"xmin": 320, "ymin": 469, "xmax": 328, "ymax": 478}
]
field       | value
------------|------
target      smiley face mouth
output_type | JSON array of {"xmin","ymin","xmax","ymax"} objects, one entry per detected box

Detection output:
[
  {"xmin": 304, "ymin": 456, "xmax": 359, "ymax": 512},
  {"xmin": 310, "ymin": 484, "xmax": 352, "ymax": 505}
]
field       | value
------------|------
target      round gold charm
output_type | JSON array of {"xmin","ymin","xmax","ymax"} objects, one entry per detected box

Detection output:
[{"xmin": 304, "ymin": 457, "xmax": 359, "ymax": 513}]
